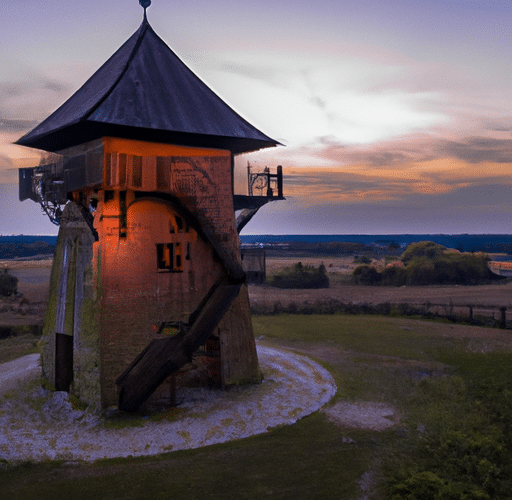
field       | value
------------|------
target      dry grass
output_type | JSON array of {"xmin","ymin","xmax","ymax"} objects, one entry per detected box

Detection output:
[
  {"xmin": 3, "ymin": 256, "xmax": 512, "ymax": 328},
  {"xmin": 253, "ymin": 256, "xmax": 512, "ymax": 310}
]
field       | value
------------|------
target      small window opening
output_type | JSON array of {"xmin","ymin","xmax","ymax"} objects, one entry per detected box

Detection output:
[
  {"xmin": 118, "ymin": 154, "xmax": 127, "ymax": 186},
  {"xmin": 157, "ymin": 243, "xmax": 183, "ymax": 272},
  {"xmin": 104, "ymin": 190, "xmax": 115, "ymax": 202},
  {"xmin": 119, "ymin": 191, "xmax": 127, "ymax": 238},
  {"xmin": 132, "ymin": 156, "xmax": 142, "ymax": 187},
  {"xmin": 175, "ymin": 243, "xmax": 182, "ymax": 269}
]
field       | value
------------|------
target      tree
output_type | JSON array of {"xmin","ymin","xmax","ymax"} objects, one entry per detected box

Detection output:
[
  {"xmin": 352, "ymin": 265, "xmax": 382, "ymax": 285},
  {"xmin": 0, "ymin": 269, "xmax": 18, "ymax": 297},
  {"xmin": 401, "ymin": 241, "xmax": 446, "ymax": 265}
]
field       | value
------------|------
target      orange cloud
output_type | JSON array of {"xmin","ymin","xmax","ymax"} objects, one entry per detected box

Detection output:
[{"xmin": 278, "ymin": 157, "xmax": 512, "ymax": 205}]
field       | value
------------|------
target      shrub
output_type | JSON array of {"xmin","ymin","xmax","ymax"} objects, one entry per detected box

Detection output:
[
  {"xmin": 268, "ymin": 262, "xmax": 330, "ymax": 289},
  {"xmin": 388, "ymin": 470, "xmax": 490, "ymax": 500},
  {"xmin": 381, "ymin": 265, "xmax": 407, "ymax": 286},
  {"xmin": 401, "ymin": 241, "xmax": 446, "ymax": 265},
  {"xmin": 351, "ymin": 265, "xmax": 381, "ymax": 285},
  {"xmin": 353, "ymin": 255, "xmax": 372, "ymax": 265},
  {"xmin": 351, "ymin": 242, "xmax": 493, "ymax": 286},
  {"xmin": 386, "ymin": 352, "xmax": 512, "ymax": 499},
  {"xmin": 0, "ymin": 269, "xmax": 18, "ymax": 297},
  {"xmin": 406, "ymin": 256, "xmax": 437, "ymax": 285}
]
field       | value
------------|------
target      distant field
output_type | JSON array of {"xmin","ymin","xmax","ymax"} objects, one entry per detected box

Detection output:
[
  {"xmin": 265, "ymin": 255, "xmax": 358, "ymax": 275},
  {"xmin": 254, "ymin": 255, "xmax": 512, "ymax": 307},
  {"xmin": 1, "ymin": 259, "xmax": 52, "ymax": 302},
  {"xmin": 2, "ymin": 256, "xmax": 512, "ymax": 328}
]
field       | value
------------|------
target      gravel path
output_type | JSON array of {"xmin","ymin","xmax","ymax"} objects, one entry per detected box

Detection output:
[
  {"xmin": 0, "ymin": 344, "xmax": 335, "ymax": 463},
  {"xmin": 0, "ymin": 354, "xmax": 40, "ymax": 395}
]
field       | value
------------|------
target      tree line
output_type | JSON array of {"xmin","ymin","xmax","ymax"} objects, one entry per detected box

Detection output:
[{"xmin": 352, "ymin": 241, "xmax": 500, "ymax": 286}]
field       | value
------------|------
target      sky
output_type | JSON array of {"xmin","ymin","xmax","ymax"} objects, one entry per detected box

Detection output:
[{"xmin": 0, "ymin": 0, "xmax": 511, "ymax": 235}]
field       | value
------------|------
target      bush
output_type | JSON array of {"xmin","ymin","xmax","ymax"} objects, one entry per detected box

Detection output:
[
  {"xmin": 401, "ymin": 241, "xmax": 446, "ymax": 265},
  {"xmin": 351, "ymin": 265, "xmax": 381, "ymax": 285},
  {"xmin": 406, "ymin": 256, "xmax": 437, "ymax": 285},
  {"xmin": 353, "ymin": 255, "xmax": 372, "ymax": 265},
  {"xmin": 381, "ymin": 265, "xmax": 407, "ymax": 286},
  {"xmin": 0, "ymin": 269, "xmax": 18, "ymax": 297},
  {"xmin": 386, "ymin": 352, "xmax": 512, "ymax": 499},
  {"xmin": 268, "ymin": 262, "xmax": 330, "ymax": 289},
  {"xmin": 388, "ymin": 470, "xmax": 490, "ymax": 500},
  {"xmin": 351, "ymin": 242, "xmax": 493, "ymax": 286}
]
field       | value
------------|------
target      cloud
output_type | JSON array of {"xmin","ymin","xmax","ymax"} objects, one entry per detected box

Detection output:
[
  {"xmin": 276, "ymin": 147, "xmax": 512, "ymax": 210},
  {"xmin": 265, "ymin": 131, "xmax": 512, "ymax": 172},
  {"xmin": 203, "ymin": 46, "xmax": 453, "ymax": 148},
  {"xmin": 440, "ymin": 138, "xmax": 512, "ymax": 164},
  {"xmin": 0, "ymin": 72, "xmax": 71, "ymax": 122},
  {"xmin": 243, "ymin": 173, "xmax": 512, "ymax": 235},
  {"xmin": 204, "ymin": 32, "xmax": 511, "ymax": 168},
  {"xmin": 0, "ymin": 153, "xmax": 18, "ymax": 183},
  {"xmin": 0, "ymin": 153, "xmax": 13, "ymax": 168},
  {"xmin": 0, "ymin": 168, "xmax": 18, "ymax": 184},
  {"xmin": 482, "ymin": 118, "xmax": 512, "ymax": 133},
  {"xmin": 0, "ymin": 118, "xmax": 38, "ymax": 133}
]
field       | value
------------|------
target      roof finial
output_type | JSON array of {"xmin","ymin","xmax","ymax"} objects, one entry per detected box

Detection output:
[{"xmin": 139, "ymin": 0, "xmax": 151, "ymax": 19}]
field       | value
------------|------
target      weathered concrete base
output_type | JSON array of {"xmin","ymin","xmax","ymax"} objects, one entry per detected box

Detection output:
[{"xmin": 41, "ymin": 203, "xmax": 100, "ymax": 406}]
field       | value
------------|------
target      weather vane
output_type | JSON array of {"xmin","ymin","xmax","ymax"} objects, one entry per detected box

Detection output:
[{"xmin": 139, "ymin": 0, "xmax": 151, "ymax": 19}]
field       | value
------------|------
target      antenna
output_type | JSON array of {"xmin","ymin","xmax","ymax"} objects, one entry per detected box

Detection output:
[{"xmin": 139, "ymin": 0, "xmax": 151, "ymax": 19}]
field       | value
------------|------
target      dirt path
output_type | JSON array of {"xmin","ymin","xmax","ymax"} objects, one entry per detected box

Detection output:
[{"xmin": 0, "ymin": 353, "xmax": 40, "ymax": 395}]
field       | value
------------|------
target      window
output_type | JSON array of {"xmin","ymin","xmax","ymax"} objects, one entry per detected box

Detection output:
[
  {"xmin": 156, "ymin": 243, "xmax": 183, "ymax": 272},
  {"xmin": 118, "ymin": 154, "xmax": 127, "ymax": 186},
  {"xmin": 132, "ymin": 156, "xmax": 142, "ymax": 187},
  {"xmin": 156, "ymin": 156, "xmax": 170, "ymax": 190}
]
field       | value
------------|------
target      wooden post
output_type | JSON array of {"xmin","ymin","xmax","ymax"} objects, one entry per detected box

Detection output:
[
  {"xmin": 500, "ymin": 306, "xmax": 507, "ymax": 329},
  {"xmin": 277, "ymin": 165, "xmax": 283, "ymax": 198},
  {"xmin": 170, "ymin": 376, "xmax": 177, "ymax": 406}
]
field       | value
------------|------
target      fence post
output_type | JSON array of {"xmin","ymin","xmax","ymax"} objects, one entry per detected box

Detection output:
[
  {"xmin": 468, "ymin": 305, "xmax": 473, "ymax": 323},
  {"xmin": 500, "ymin": 306, "xmax": 507, "ymax": 329}
]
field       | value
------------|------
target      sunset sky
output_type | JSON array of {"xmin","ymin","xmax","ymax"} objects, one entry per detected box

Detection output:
[{"xmin": 1, "ymin": 0, "xmax": 511, "ymax": 235}]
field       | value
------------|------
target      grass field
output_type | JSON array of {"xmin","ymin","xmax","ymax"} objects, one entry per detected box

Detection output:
[
  {"xmin": 0, "ymin": 333, "xmax": 40, "ymax": 364},
  {"xmin": 2, "ymin": 314, "xmax": 512, "ymax": 499}
]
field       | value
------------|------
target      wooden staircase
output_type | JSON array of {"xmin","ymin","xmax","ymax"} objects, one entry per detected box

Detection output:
[{"xmin": 116, "ymin": 281, "xmax": 242, "ymax": 411}]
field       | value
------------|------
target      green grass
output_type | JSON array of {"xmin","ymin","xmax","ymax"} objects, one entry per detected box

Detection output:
[
  {"xmin": 0, "ymin": 414, "xmax": 374, "ymax": 500},
  {"xmin": 0, "ymin": 333, "xmax": 40, "ymax": 364},
  {"xmin": 253, "ymin": 314, "xmax": 469, "ymax": 360},
  {"xmin": 2, "ymin": 314, "xmax": 512, "ymax": 499}
]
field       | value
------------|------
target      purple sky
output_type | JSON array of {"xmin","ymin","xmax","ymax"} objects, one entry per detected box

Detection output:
[{"xmin": 1, "ymin": 0, "xmax": 511, "ymax": 235}]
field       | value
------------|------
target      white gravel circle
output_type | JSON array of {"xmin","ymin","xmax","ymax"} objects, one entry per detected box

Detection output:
[{"xmin": 0, "ymin": 344, "xmax": 336, "ymax": 463}]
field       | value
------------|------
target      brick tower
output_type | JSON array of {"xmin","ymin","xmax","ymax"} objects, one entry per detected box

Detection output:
[{"xmin": 17, "ymin": 5, "xmax": 279, "ymax": 410}]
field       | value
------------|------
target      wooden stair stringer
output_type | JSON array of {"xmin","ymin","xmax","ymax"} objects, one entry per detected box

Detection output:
[{"xmin": 116, "ymin": 281, "xmax": 242, "ymax": 411}]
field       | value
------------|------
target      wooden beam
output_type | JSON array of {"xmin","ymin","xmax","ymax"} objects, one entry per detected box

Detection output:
[{"xmin": 116, "ymin": 281, "xmax": 242, "ymax": 411}]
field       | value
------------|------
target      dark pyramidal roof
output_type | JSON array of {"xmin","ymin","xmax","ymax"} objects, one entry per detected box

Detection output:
[{"xmin": 16, "ymin": 17, "xmax": 279, "ymax": 155}]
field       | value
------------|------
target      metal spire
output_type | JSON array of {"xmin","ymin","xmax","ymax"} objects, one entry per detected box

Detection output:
[{"xmin": 139, "ymin": 0, "xmax": 151, "ymax": 19}]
